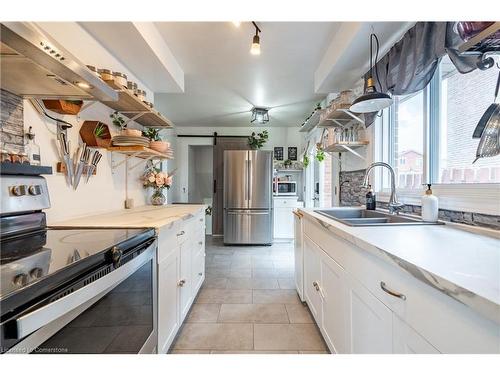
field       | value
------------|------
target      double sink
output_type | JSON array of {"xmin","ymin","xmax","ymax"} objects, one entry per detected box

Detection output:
[{"xmin": 315, "ymin": 207, "xmax": 443, "ymax": 227}]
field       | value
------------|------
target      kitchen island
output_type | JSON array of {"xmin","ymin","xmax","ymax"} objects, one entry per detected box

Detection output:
[
  {"xmin": 295, "ymin": 208, "xmax": 500, "ymax": 354},
  {"xmin": 52, "ymin": 204, "xmax": 207, "ymax": 353}
]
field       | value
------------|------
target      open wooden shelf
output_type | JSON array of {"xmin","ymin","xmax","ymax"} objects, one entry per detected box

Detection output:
[
  {"xmin": 324, "ymin": 141, "xmax": 369, "ymax": 153},
  {"xmin": 107, "ymin": 146, "xmax": 174, "ymax": 160},
  {"xmin": 458, "ymin": 22, "xmax": 500, "ymax": 53},
  {"xmin": 100, "ymin": 80, "xmax": 174, "ymax": 128},
  {"xmin": 317, "ymin": 104, "xmax": 365, "ymax": 128},
  {"xmin": 299, "ymin": 108, "xmax": 323, "ymax": 133}
]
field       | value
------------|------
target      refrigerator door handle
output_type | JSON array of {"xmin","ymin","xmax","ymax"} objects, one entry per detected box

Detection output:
[
  {"xmin": 247, "ymin": 159, "xmax": 252, "ymax": 202},
  {"xmin": 227, "ymin": 210, "xmax": 270, "ymax": 215}
]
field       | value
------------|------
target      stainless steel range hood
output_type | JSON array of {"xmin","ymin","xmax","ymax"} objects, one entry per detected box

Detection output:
[{"xmin": 0, "ymin": 22, "xmax": 118, "ymax": 101}]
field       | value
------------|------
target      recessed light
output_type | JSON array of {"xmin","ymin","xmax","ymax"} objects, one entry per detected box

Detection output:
[
  {"xmin": 232, "ymin": 22, "xmax": 241, "ymax": 27},
  {"xmin": 75, "ymin": 81, "xmax": 91, "ymax": 89}
]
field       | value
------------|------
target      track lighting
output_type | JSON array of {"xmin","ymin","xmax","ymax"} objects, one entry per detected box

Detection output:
[{"xmin": 250, "ymin": 22, "xmax": 261, "ymax": 56}]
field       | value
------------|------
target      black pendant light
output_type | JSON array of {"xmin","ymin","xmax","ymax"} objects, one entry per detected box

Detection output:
[{"xmin": 350, "ymin": 33, "xmax": 393, "ymax": 113}]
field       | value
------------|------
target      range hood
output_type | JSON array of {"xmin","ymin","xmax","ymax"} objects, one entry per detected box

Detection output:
[{"xmin": 0, "ymin": 22, "xmax": 118, "ymax": 101}]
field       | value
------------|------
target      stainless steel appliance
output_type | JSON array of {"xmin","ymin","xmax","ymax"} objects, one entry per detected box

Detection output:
[
  {"xmin": 223, "ymin": 150, "xmax": 273, "ymax": 245},
  {"xmin": 275, "ymin": 181, "xmax": 297, "ymax": 196},
  {"xmin": 0, "ymin": 22, "xmax": 117, "ymax": 101},
  {"xmin": 0, "ymin": 173, "xmax": 157, "ymax": 354}
]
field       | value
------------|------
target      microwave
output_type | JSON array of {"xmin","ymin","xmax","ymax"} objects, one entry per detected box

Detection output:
[{"xmin": 276, "ymin": 181, "xmax": 297, "ymax": 196}]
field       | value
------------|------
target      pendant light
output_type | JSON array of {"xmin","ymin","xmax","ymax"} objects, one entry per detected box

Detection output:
[
  {"xmin": 350, "ymin": 33, "xmax": 393, "ymax": 113},
  {"xmin": 251, "ymin": 107, "xmax": 269, "ymax": 124},
  {"xmin": 250, "ymin": 22, "xmax": 261, "ymax": 55}
]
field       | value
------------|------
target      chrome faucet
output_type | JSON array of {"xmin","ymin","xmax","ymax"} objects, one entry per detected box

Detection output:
[{"xmin": 362, "ymin": 162, "xmax": 405, "ymax": 214}]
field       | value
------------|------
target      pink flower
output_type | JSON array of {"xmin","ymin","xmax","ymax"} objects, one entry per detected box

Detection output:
[
  {"xmin": 148, "ymin": 175, "xmax": 155, "ymax": 183},
  {"xmin": 165, "ymin": 176, "xmax": 173, "ymax": 186}
]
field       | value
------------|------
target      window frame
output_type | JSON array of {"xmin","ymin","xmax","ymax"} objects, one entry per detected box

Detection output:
[{"xmin": 374, "ymin": 65, "xmax": 500, "ymax": 216}]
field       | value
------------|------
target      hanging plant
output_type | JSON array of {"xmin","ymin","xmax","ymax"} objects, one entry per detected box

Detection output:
[
  {"xmin": 315, "ymin": 147, "xmax": 325, "ymax": 162},
  {"xmin": 110, "ymin": 111, "xmax": 126, "ymax": 130},
  {"xmin": 142, "ymin": 127, "xmax": 161, "ymax": 141},
  {"xmin": 302, "ymin": 155, "xmax": 310, "ymax": 168},
  {"xmin": 248, "ymin": 130, "xmax": 269, "ymax": 149}
]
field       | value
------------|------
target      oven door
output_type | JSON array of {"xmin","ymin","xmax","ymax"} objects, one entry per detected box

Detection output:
[{"xmin": 6, "ymin": 241, "xmax": 157, "ymax": 354}]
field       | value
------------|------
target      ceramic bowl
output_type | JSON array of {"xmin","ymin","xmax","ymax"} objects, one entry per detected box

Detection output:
[
  {"xmin": 121, "ymin": 129, "xmax": 142, "ymax": 137},
  {"xmin": 150, "ymin": 141, "xmax": 170, "ymax": 153}
]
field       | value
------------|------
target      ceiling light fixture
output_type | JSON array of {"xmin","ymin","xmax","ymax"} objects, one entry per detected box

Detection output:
[
  {"xmin": 350, "ymin": 33, "xmax": 393, "ymax": 113},
  {"xmin": 74, "ymin": 81, "xmax": 91, "ymax": 89},
  {"xmin": 232, "ymin": 22, "xmax": 241, "ymax": 27},
  {"xmin": 251, "ymin": 107, "xmax": 269, "ymax": 124},
  {"xmin": 250, "ymin": 21, "xmax": 261, "ymax": 56}
]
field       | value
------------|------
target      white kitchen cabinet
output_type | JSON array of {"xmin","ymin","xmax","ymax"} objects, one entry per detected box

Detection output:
[
  {"xmin": 293, "ymin": 210, "xmax": 304, "ymax": 301},
  {"xmin": 299, "ymin": 213, "xmax": 500, "ymax": 354},
  {"xmin": 346, "ymin": 274, "xmax": 393, "ymax": 354},
  {"xmin": 274, "ymin": 197, "xmax": 304, "ymax": 239},
  {"xmin": 157, "ymin": 211, "xmax": 206, "ymax": 353},
  {"xmin": 303, "ymin": 235, "xmax": 322, "ymax": 323},
  {"xmin": 319, "ymin": 250, "xmax": 348, "ymax": 354},
  {"xmin": 157, "ymin": 246, "xmax": 180, "ymax": 354},
  {"xmin": 393, "ymin": 315, "xmax": 440, "ymax": 354}
]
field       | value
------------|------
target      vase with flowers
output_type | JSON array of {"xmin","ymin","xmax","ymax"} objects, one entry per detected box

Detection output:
[{"xmin": 142, "ymin": 168, "xmax": 173, "ymax": 205}]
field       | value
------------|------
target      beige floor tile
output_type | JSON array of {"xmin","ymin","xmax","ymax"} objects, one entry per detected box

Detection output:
[
  {"xmin": 218, "ymin": 304, "xmax": 289, "ymax": 323},
  {"xmin": 253, "ymin": 289, "xmax": 300, "ymax": 304},
  {"xmin": 170, "ymin": 349, "xmax": 211, "ymax": 354},
  {"xmin": 197, "ymin": 288, "xmax": 252, "ymax": 304},
  {"xmin": 254, "ymin": 324, "xmax": 327, "ymax": 351},
  {"xmin": 252, "ymin": 268, "xmax": 278, "ymax": 278},
  {"xmin": 277, "ymin": 278, "xmax": 295, "ymax": 289},
  {"xmin": 210, "ymin": 350, "xmax": 298, "ymax": 354},
  {"xmin": 231, "ymin": 258, "xmax": 252, "ymax": 268},
  {"xmin": 205, "ymin": 267, "xmax": 230, "ymax": 278},
  {"xmin": 186, "ymin": 304, "xmax": 220, "ymax": 322},
  {"xmin": 299, "ymin": 350, "xmax": 330, "ymax": 354},
  {"xmin": 285, "ymin": 304, "xmax": 314, "ymax": 323},
  {"xmin": 251, "ymin": 278, "xmax": 279, "ymax": 289},
  {"xmin": 226, "ymin": 278, "xmax": 279, "ymax": 290},
  {"xmin": 228, "ymin": 268, "xmax": 252, "ymax": 278},
  {"xmin": 251, "ymin": 257, "xmax": 274, "ymax": 268},
  {"xmin": 173, "ymin": 323, "xmax": 253, "ymax": 350},
  {"xmin": 203, "ymin": 277, "xmax": 228, "ymax": 289},
  {"xmin": 226, "ymin": 278, "xmax": 253, "ymax": 289}
]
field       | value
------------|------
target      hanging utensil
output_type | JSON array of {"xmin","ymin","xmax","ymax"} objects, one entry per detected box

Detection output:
[
  {"xmin": 85, "ymin": 150, "xmax": 102, "ymax": 183},
  {"xmin": 73, "ymin": 144, "xmax": 89, "ymax": 189},
  {"xmin": 59, "ymin": 133, "xmax": 74, "ymax": 186},
  {"xmin": 473, "ymin": 70, "xmax": 500, "ymax": 139}
]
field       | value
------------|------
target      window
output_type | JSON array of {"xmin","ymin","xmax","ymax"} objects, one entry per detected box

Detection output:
[
  {"xmin": 434, "ymin": 55, "xmax": 500, "ymax": 184},
  {"xmin": 376, "ymin": 56, "xmax": 500, "ymax": 194}
]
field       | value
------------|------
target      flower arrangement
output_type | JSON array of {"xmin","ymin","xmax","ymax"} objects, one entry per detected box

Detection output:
[
  {"xmin": 142, "ymin": 168, "xmax": 174, "ymax": 205},
  {"xmin": 248, "ymin": 130, "xmax": 269, "ymax": 149}
]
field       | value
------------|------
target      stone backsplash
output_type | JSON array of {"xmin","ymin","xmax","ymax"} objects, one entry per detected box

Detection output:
[
  {"xmin": 339, "ymin": 169, "xmax": 500, "ymax": 230},
  {"xmin": 0, "ymin": 89, "xmax": 25, "ymax": 154}
]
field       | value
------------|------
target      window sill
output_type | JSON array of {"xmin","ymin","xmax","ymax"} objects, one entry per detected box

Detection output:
[{"xmin": 376, "ymin": 184, "xmax": 500, "ymax": 216}]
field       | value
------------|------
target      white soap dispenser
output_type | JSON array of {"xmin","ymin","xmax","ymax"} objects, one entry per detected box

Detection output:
[{"xmin": 421, "ymin": 184, "xmax": 438, "ymax": 222}]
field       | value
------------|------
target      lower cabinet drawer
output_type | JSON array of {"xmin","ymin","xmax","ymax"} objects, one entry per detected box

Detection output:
[{"xmin": 191, "ymin": 248, "xmax": 205, "ymax": 293}]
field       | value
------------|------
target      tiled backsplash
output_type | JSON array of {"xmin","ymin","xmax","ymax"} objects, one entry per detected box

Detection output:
[
  {"xmin": 0, "ymin": 89, "xmax": 25, "ymax": 154},
  {"xmin": 339, "ymin": 169, "xmax": 500, "ymax": 230}
]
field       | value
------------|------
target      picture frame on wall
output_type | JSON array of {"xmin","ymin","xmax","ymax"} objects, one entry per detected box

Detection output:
[
  {"xmin": 288, "ymin": 147, "xmax": 297, "ymax": 161},
  {"xmin": 274, "ymin": 147, "xmax": 284, "ymax": 160}
]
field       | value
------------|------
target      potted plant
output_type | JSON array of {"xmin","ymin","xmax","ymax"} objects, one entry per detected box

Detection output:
[
  {"xmin": 142, "ymin": 168, "xmax": 173, "ymax": 205},
  {"xmin": 248, "ymin": 130, "xmax": 269, "ymax": 149},
  {"xmin": 284, "ymin": 159, "xmax": 292, "ymax": 169},
  {"xmin": 315, "ymin": 146, "xmax": 325, "ymax": 163},
  {"xmin": 108, "ymin": 111, "xmax": 141, "ymax": 137},
  {"xmin": 142, "ymin": 127, "xmax": 170, "ymax": 153},
  {"xmin": 79, "ymin": 121, "xmax": 111, "ymax": 148},
  {"xmin": 302, "ymin": 155, "xmax": 310, "ymax": 168}
]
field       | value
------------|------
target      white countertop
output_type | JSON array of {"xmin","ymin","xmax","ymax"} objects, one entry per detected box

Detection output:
[
  {"xmin": 299, "ymin": 208, "xmax": 500, "ymax": 324},
  {"xmin": 51, "ymin": 204, "xmax": 206, "ymax": 229}
]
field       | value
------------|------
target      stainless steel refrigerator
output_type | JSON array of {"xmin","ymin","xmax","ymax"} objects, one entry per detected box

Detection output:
[{"xmin": 223, "ymin": 150, "xmax": 273, "ymax": 245}]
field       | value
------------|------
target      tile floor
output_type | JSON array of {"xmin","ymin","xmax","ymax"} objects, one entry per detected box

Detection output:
[{"xmin": 170, "ymin": 236, "xmax": 329, "ymax": 354}]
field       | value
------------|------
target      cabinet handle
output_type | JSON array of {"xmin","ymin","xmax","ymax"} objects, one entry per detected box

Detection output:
[
  {"xmin": 198, "ymin": 272, "xmax": 203, "ymax": 276},
  {"xmin": 312, "ymin": 281, "xmax": 320, "ymax": 291},
  {"xmin": 178, "ymin": 279, "xmax": 186, "ymax": 287},
  {"xmin": 177, "ymin": 230, "xmax": 185, "ymax": 237},
  {"xmin": 198, "ymin": 241, "xmax": 203, "ymax": 245},
  {"xmin": 293, "ymin": 210, "xmax": 303, "ymax": 219},
  {"xmin": 380, "ymin": 281, "xmax": 406, "ymax": 300}
]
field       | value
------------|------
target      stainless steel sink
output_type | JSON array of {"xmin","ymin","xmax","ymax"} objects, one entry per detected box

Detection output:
[{"xmin": 314, "ymin": 207, "xmax": 443, "ymax": 226}]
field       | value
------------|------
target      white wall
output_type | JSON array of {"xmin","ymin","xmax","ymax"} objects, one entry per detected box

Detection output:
[
  {"xmin": 188, "ymin": 145, "xmax": 213, "ymax": 203},
  {"xmin": 170, "ymin": 126, "xmax": 303, "ymax": 202},
  {"xmin": 23, "ymin": 23, "xmax": 162, "ymax": 224}
]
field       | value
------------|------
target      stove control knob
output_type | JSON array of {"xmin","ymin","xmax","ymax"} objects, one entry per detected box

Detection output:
[
  {"xmin": 110, "ymin": 246, "xmax": 122, "ymax": 268},
  {"xmin": 30, "ymin": 267, "xmax": 43, "ymax": 279},
  {"xmin": 28, "ymin": 185, "xmax": 42, "ymax": 196},
  {"xmin": 10, "ymin": 185, "xmax": 27, "ymax": 196},
  {"xmin": 13, "ymin": 273, "xmax": 29, "ymax": 287}
]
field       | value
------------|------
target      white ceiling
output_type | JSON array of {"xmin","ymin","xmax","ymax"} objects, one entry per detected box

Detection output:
[{"xmin": 153, "ymin": 22, "xmax": 339, "ymax": 127}]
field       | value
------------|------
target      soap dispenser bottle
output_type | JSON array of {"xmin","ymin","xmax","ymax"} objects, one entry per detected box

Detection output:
[
  {"xmin": 365, "ymin": 185, "xmax": 376, "ymax": 210},
  {"xmin": 421, "ymin": 184, "xmax": 438, "ymax": 222}
]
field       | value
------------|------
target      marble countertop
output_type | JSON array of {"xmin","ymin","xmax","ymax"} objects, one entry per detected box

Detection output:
[
  {"xmin": 51, "ymin": 204, "xmax": 206, "ymax": 229},
  {"xmin": 299, "ymin": 208, "xmax": 500, "ymax": 324}
]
